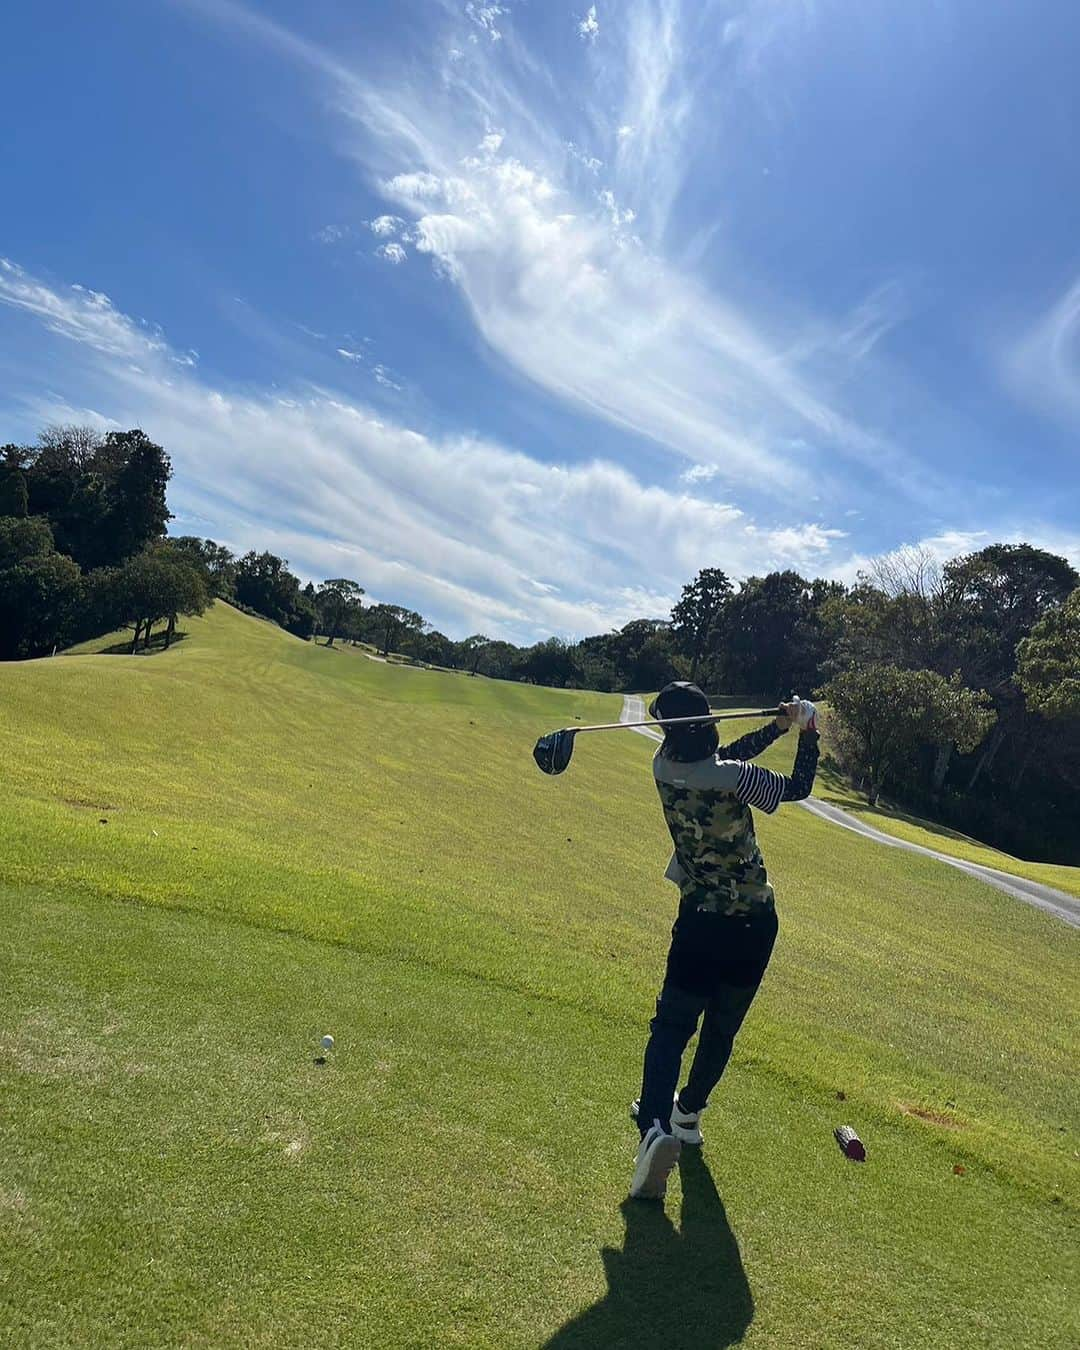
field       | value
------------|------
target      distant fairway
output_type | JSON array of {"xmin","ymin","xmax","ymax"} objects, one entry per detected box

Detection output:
[
  {"xmin": 1, "ymin": 604, "xmax": 1077, "ymax": 1348},
  {"xmin": 812, "ymin": 780, "xmax": 1080, "ymax": 901}
]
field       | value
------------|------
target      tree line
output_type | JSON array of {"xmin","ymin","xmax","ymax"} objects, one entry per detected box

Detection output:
[{"xmin": 1, "ymin": 424, "xmax": 1077, "ymax": 863}]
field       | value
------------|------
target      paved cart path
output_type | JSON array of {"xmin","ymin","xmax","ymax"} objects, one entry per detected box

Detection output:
[{"xmin": 620, "ymin": 695, "xmax": 1080, "ymax": 929}]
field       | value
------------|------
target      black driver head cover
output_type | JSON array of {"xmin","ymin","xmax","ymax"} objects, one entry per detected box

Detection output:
[
  {"xmin": 648, "ymin": 681, "xmax": 711, "ymax": 725},
  {"xmin": 533, "ymin": 729, "xmax": 576, "ymax": 775}
]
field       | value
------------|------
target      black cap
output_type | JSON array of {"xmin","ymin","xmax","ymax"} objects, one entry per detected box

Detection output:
[{"xmin": 648, "ymin": 681, "xmax": 711, "ymax": 723}]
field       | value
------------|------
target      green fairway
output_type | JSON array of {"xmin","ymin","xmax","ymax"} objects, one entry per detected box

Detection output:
[
  {"xmin": 813, "ymin": 775, "xmax": 1080, "ymax": 900},
  {"xmin": 2, "ymin": 604, "xmax": 1077, "ymax": 1348}
]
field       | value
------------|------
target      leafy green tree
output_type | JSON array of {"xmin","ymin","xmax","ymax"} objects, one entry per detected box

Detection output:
[
  {"xmin": 605, "ymin": 619, "xmax": 677, "ymax": 689},
  {"xmin": 0, "ymin": 516, "xmax": 82, "ymax": 658},
  {"xmin": 459, "ymin": 634, "xmax": 491, "ymax": 675},
  {"xmin": 21, "ymin": 426, "xmax": 173, "ymax": 570},
  {"xmin": 412, "ymin": 630, "xmax": 459, "ymax": 668},
  {"xmin": 935, "ymin": 545, "xmax": 1079, "ymax": 792},
  {"xmin": 671, "ymin": 568, "xmax": 732, "ymax": 684},
  {"xmin": 169, "ymin": 537, "xmax": 238, "ymax": 599},
  {"xmin": 719, "ymin": 572, "xmax": 838, "ymax": 697},
  {"xmin": 824, "ymin": 665, "xmax": 993, "ymax": 805},
  {"xmin": 622, "ymin": 630, "xmax": 681, "ymax": 691},
  {"xmin": 0, "ymin": 447, "xmax": 28, "ymax": 517},
  {"xmin": 234, "ymin": 551, "xmax": 303, "ymax": 625},
  {"xmin": 517, "ymin": 637, "xmax": 581, "ymax": 687},
  {"xmin": 1017, "ymin": 589, "xmax": 1080, "ymax": 720},
  {"xmin": 573, "ymin": 634, "xmax": 619, "ymax": 691},
  {"xmin": 942, "ymin": 543, "xmax": 1078, "ymax": 688},
  {"xmin": 105, "ymin": 430, "xmax": 173, "ymax": 562},
  {"xmin": 478, "ymin": 639, "xmax": 519, "ymax": 681},
  {"xmin": 284, "ymin": 592, "xmax": 318, "ymax": 641},
  {"xmin": 110, "ymin": 549, "xmax": 209, "ymax": 652},
  {"xmin": 77, "ymin": 566, "xmax": 126, "ymax": 644},
  {"xmin": 317, "ymin": 578, "xmax": 365, "ymax": 647},
  {"xmin": 366, "ymin": 603, "xmax": 426, "ymax": 657}
]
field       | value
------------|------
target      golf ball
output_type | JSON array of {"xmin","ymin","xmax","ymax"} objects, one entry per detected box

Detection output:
[{"xmin": 321, "ymin": 1034, "xmax": 335, "ymax": 1051}]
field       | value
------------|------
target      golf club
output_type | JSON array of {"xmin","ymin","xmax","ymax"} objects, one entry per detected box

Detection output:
[{"xmin": 533, "ymin": 708, "xmax": 782, "ymax": 775}]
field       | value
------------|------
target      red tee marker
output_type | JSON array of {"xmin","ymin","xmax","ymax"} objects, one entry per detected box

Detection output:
[{"xmin": 834, "ymin": 1125, "xmax": 866, "ymax": 1161}]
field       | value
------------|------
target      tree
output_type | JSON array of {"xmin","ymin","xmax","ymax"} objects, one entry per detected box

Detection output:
[
  {"xmin": 234, "ymin": 551, "xmax": 304, "ymax": 626},
  {"xmin": 517, "ymin": 637, "xmax": 581, "ymax": 687},
  {"xmin": 284, "ymin": 590, "xmax": 318, "ymax": 641},
  {"xmin": 0, "ymin": 446, "xmax": 28, "ymax": 517},
  {"xmin": 478, "ymin": 639, "xmax": 519, "ymax": 681},
  {"xmin": 718, "ymin": 572, "xmax": 837, "ymax": 697},
  {"xmin": 20, "ymin": 426, "xmax": 173, "ymax": 570},
  {"xmin": 0, "ymin": 516, "xmax": 82, "ymax": 659},
  {"xmin": 109, "ymin": 549, "xmax": 209, "ymax": 653},
  {"xmin": 459, "ymin": 634, "xmax": 492, "ymax": 675},
  {"xmin": 573, "ymin": 633, "xmax": 619, "ymax": 691},
  {"xmin": 824, "ymin": 665, "xmax": 993, "ymax": 805},
  {"xmin": 317, "ymin": 578, "xmax": 365, "ymax": 647},
  {"xmin": 413, "ymin": 630, "xmax": 459, "ymax": 668},
  {"xmin": 105, "ymin": 429, "xmax": 173, "ymax": 562},
  {"xmin": 671, "ymin": 568, "xmax": 732, "ymax": 684},
  {"xmin": 604, "ymin": 619, "xmax": 678, "ymax": 689},
  {"xmin": 942, "ymin": 543, "xmax": 1079, "ymax": 688},
  {"xmin": 36, "ymin": 423, "xmax": 102, "ymax": 473},
  {"xmin": 366, "ymin": 603, "xmax": 425, "ymax": 657},
  {"xmin": 169, "ymin": 537, "xmax": 237, "ymax": 599},
  {"xmin": 1017, "ymin": 589, "xmax": 1080, "ymax": 721},
  {"xmin": 934, "ymin": 545, "xmax": 1079, "ymax": 792}
]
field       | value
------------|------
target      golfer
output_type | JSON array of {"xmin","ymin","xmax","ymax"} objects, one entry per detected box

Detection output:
[{"xmin": 630, "ymin": 681, "xmax": 819, "ymax": 1199}]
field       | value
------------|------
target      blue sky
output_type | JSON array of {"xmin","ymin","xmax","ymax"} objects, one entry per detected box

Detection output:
[{"xmin": 1, "ymin": 0, "xmax": 1078, "ymax": 641}]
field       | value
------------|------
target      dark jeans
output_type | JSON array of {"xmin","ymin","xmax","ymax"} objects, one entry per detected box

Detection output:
[{"xmin": 638, "ymin": 907, "xmax": 777, "ymax": 1136}]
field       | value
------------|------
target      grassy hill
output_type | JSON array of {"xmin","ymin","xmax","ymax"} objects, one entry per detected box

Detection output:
[{"xmin": 1, "ymin": 603, "xmax": 1076, "ymax": 1348}]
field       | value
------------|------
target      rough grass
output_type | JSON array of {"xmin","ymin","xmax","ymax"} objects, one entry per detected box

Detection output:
[{"xmin": 1, "ymin": 604, "xmax": 1077, "ymax": 1348}]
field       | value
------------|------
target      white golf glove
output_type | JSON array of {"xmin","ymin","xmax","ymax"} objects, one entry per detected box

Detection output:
[{"xmin": 790, "ymin": 697, "xmax": 817, "ymax": 732}]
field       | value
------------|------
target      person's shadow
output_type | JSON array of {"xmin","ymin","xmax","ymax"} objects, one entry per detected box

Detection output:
[{"xmin": 544, "ymin": 1149, "xmax": 753, "ymax": 1347}]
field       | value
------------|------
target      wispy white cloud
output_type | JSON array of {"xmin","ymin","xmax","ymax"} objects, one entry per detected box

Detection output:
[
  {"xmin": 315, "ymin": 223, "xmax": 348, "ymax": 244},
  {"xmin": 173, "ymin": 0, "xmax": 934, "ymax": 505},
  {"xmin": 579, "ymin": 5, "xmax": 600, "ymax": 44},
  {"xmin": 835, "ymin": 280, "xmax": 910, "ymax": 364},
  {"xmin": 597, "ymin": 186, "xmax": 636, "ymax": 230},
  {"xmin": 372, "ymin": 363, "xmax": 402, "ymax": 390},
  {"xmin": 721, "ymin": 0, "xmax": 819, "ymax": 82},
  {"xmin": 567, "ymin": 142, "xmax": 603, "ymax": 173},
  {"xmin": 337, "ymin": 346, "xmax": 364, "ymax": 363},
  {"xmin": 761, "ymin": 523, "xmax": 847, "ymax": 564},
  {"xmin": 465, "ymin": 2, "xmax": 507, "ymax": 42},
  {"xmin": 0, "ymin": 256, "xmax": 884, "ymax": 641},
  {"xmin": 1005, "ymin": 276, "xmax": 1080, "ymax": 424},
  {"xmin": 680, "ymin": 463, "xmax": 719, "ymax": 484},
  {"xmin": 828, "ymin": 528, "xmax": 1080, "ymax": 586},
  {"xmin": 375, "ymin": 242, "xmax": 408, "ymax": 265},
  {"xmin": 368, "ymin": 214, "xmax": 403, "ymax": 237},
  {"xmin": 0, "ymin": 258, "xmax": 176, "ymax": 365}
]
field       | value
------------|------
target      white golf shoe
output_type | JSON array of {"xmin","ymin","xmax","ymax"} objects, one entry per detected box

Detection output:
[
  {"xmin": 670, "ymin": 1098, "xmax": 705, "ymax": 1146},
  {"xmin": 629, "ymin": 1121, "xmax": 681, "ymax": 1200},
  {"xmin": 629, "ymin": 1093, "xmax": 705, "ymax": 1145}
]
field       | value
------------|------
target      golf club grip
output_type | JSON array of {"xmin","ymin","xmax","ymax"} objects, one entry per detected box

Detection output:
[{"xmin": 570, "ymin": 709, "xmax": 782, "ymax": 735}]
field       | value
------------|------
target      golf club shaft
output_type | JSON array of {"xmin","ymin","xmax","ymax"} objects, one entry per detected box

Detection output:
[{"xmin": 568, "ymin": 709, "xmax": 782, "ymax": 735}]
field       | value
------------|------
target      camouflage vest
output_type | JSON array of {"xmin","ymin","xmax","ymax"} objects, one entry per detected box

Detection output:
[{"xmin": 655, "ymin": 776, "xmax": 775, "ymax": 917}]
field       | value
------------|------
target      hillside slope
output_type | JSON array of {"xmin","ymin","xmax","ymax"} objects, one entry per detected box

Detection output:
[{"xmin": 1, "ymin": 603, "xmax": 1076, "ymax": 1348}]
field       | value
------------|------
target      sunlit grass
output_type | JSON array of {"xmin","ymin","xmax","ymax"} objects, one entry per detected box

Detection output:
[{"xmin": 1, "ymin": 605, "xmax": 1076, "ymax": 1347}]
